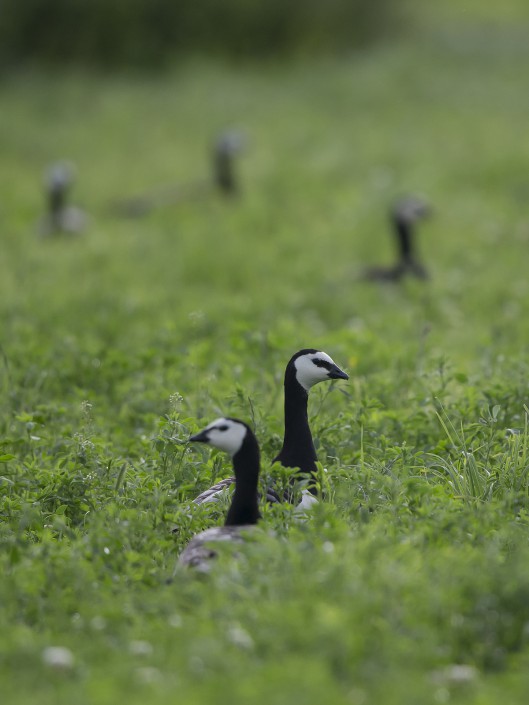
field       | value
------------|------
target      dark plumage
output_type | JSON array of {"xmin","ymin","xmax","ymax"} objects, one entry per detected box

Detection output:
[{"xmin": 365, "ymin": 196, "xmax": 431, "ymax": 281}]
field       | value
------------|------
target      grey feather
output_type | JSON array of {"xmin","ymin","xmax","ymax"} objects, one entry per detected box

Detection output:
[{"xmin": 178, "ymin": 525, "xmax": 251, "ymax": 571}]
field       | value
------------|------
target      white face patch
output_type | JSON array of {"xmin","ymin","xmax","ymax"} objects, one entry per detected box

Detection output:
[
  {"xmin": 201, "ymin": 417, "xmax": 247, "ymax": 456},
  {"xmin": 294, "ymin": 351, "xmax": 337, "ymax": 391}
]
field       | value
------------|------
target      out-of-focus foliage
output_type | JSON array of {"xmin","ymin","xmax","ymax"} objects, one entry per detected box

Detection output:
[{"xmin": 0, "ymin": 0, "xmax": 401, "ymax": 69}]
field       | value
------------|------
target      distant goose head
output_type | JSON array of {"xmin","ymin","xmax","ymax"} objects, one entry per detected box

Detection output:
[
  {"xmin": 391, "ymin": 196, "xmax": 431, "ymax": 229},
  {"xmin": 215, "ymin": 130, "xmax": 246, "ymax": 158},
  {"xmin": 190, "ymin": 417, "xmax": 249, "ymax": 457},
  {"xmin": 287, "ymin": 349, "xmax": 349, "ymax": 393}
]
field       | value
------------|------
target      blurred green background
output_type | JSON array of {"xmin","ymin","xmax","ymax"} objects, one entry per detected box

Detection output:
[
  {"xmin": 1, "ymin": 0, "xmax": 526, "ymax": 69},
  {"xmin": 1, "ymin": 0, "xmax": 398, "ymax": 68}
]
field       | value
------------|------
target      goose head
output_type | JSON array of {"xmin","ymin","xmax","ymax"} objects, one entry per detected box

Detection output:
[
  {"xmin": 287, "ymin": 349, "xmax": 349, "ymax": 392},
  {"xmin": 190, "ymin": 417, "xmax": 249, "ymax": 457},
  {"xmin": 391, "ymin": 196, "xmax": 431, "ymax": 228},
  {"xmin": 214, "ymin": 130, "xmax": 246, "ymax": 157}
]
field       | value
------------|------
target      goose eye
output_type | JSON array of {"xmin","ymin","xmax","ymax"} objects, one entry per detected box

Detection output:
[{"xmin": 217, "ymin": 425, "xmax": 229, "ymax": 432}]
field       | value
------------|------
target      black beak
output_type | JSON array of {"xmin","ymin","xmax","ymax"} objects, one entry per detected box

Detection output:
[
  {"xmin": 189, "ymin": 430, "xmax": 210, "ymax": 443},
  {"xmin": 328, "ymin": 364, "xmax": 349, "ymax": 381}
]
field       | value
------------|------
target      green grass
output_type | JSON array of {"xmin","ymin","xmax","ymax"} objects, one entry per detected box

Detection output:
[{"xmin": 2, "ymin": 8, "xmax": 529, "ymax": 704}]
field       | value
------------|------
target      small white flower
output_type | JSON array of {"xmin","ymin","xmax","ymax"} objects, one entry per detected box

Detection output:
[
  {"xmin": 42, "ymin": 646, "xmax": 74, "ymax": 669},
  {"xmin": 91, "ymin": 616, "xmax": 106, "ymax": 631},
  {"xmin": 431, "ymin": 664, "xmax": 478, "ymax": 685},
  {"xmin": 227, "ymin": 625, "xmax": 254, "ymax": 650},
  {"xmin": 136, "ymin": 667, "xmax": 162, "ymax": 684},
  {"xmin": 130, "ymin": 640, "xmax": 153, "ymax": 656},
  {"xmin": 168, "ymin": 614, "xmax": 182, "ymax": 628}
]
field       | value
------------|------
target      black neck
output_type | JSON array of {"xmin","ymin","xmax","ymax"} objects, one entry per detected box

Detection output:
[
  {"xmin": 224, "ymin": 432, "xmax": 260, "ymax": 526},
  {"xmin": 395, "ymin": 219, "xmax": 414, "ymax": 263},
  {"xmin": 49, "ymin": 189, "xmax": 66, "ymax": 216},
  {"xmin": 214, "ymin": 152, "xmax": 236, "ymax": 194},
  {"xmin": 274, "ymin": 369, "xmax": 317, "ymax": 479}
]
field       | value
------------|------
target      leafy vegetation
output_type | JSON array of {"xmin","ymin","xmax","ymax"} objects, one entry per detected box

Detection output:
[{"xmin": 2, "ymin": 4, "xmax": 529, "ymax": 703}]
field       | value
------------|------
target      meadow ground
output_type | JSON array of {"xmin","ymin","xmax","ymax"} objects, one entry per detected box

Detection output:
[{"xmin": 1, "ymin": 5, "xmax": 529, "ymax": 704}]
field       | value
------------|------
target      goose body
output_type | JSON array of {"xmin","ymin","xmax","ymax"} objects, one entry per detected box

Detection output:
[
  {"xmin": 193, "ymin": 476, "xmax": 280, "ymax": 505},
  {"xmin": 193, "ymin": 349, "xmax": 348, "ymax": 506},
  {"xmin": 179, "ymin": 417, "xmax": 261, "ymax": 569},
  {"xmin": 178, "ymin": 525, "xmax": 248, "ymax": 569},
  {"xmin": 366, "ymin": 196, "xmax": 431, "ymax": 282}
]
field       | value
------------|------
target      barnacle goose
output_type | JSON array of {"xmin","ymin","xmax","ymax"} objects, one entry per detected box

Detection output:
[
  {"xmin": 179, "ymin": 417, "xmax": 261, "ymax": 569},
  {"xmin": 112, "ymin": 129, "xmax": 245, "ymax": 217},
  {"xmin": 213, "ymin": 130, "xmax": 246, "ymax": 196},
  {"xmin": 193, "ymin": 349, "xmax": 348, "ymax": 507},
  {"xmin": 366, "ymin": 196, "xmax": 431, "ymax": 281},
  {"xmin": 38, "ymin": 162, "xmax": 87, "ymax": 237}
]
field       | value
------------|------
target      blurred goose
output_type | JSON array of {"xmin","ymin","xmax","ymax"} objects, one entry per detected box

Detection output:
[
  {"xmin": 179, "ymin": 417, "xmax": 260, "ymax": 569},
  {"xmin": 112, "ymin": 129, "xmax": 246, "ymax": 217},
  {"xmin": 212, "ymin": 130, "xmax": 246, "ymax": 195},
  {"xmin": 39, "ymin": 161, "xmax": 87, "ymax": 237},
  {"xmin": 366, "ymin": 196, "xmax": 431, "ymax": 281},
  {"xmin": 193, "ymin": 349, "xmax": 348, "ymax": 507}
]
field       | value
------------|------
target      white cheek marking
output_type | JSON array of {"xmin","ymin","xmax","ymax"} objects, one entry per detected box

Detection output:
[
  {"xmin": 205, "ymin": 419, "xmax": 246, "ymax": 456},
  {"xmin": 294, "ymin": 351, "xmax": 337, "ymax": 391}
]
